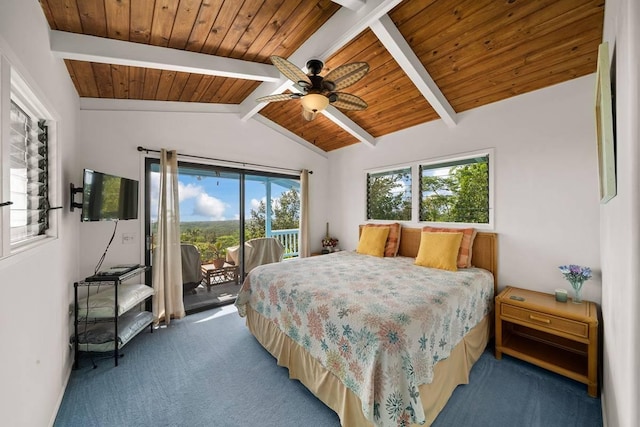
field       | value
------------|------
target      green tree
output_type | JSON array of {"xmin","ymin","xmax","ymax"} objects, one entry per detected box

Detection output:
[
  {"xmin": 451, "ymin": 162, "xmax": 489, "ymax": 223},
  {"xmin": 245, "ymin": 189, "xmax": 300, "ymax": 239},
  {"xmin": 367, "ymin": 173, "xmax": 411, "ymax": 220},
  {"xmin": 273, "ymin": 189, "xmax": 300, "ymax": 230},
  {"xmin": 420, "ymin": 175, "xmax": 457, "ymax": 221},
  {"xmin": 178, "ymin": 221, "xmax": 240, "ymax": 263},
  {"xmin": 245, "ymin": 199, "xmax": 267, "ymax": 240},
  {"xmin": 420, "ymin": 162, "xmax": 488, "ymax": 223}
]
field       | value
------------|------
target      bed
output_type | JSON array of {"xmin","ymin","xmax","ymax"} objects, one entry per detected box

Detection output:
[{"xmin": 235, "ymin": 227, "xmax": 497, "ymax": 427}]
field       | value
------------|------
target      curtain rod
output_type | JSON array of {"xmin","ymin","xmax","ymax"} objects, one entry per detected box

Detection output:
[{"xmin": 136, "ymin": 146, "xmax": 312, "ymax": 175}]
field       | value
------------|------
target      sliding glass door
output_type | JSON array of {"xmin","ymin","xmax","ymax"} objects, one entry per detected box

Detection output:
[
  {"xmin": 245, "ymin": 174, "xmax": 300, "ymax": 258},
  {"xmin": 144, "ymin": 158, "xmax": 299, "ymax": 312}
]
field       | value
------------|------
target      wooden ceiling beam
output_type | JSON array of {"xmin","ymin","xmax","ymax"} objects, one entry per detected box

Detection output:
[
  {"xmin": 238, "ymin": 78, "xmax": 295, "ymax": 121},
  {"xmin": 49, "ymin": 30, "xmax": 281, "ymax": 83},
  {"xmin": 253, "ymin": 114, "xmax": 329, "ymax": 158},
  {"xmin": 78, "ymin": 97, "xmax": 241, "ymax": 114},
  {"xmin": 370, "ymin": 14, "xmax": 458, "ymax": 128},
  {"xmin": 287, "ymin": 0, "xmax": 403, "ymax": 66},
  {"xmin": 321, "ymin": 106, "xmax": 376, "ymax": 147}
]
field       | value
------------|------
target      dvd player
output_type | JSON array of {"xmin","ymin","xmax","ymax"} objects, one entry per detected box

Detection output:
[{"xmin": 97, "ymin": 264, "xmax": 140, "ymax": 276}]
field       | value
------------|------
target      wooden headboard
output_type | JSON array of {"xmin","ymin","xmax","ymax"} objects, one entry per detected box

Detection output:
[{"xmin": 359, "ymin": 225, "xmax": 498, "ymax": 291}]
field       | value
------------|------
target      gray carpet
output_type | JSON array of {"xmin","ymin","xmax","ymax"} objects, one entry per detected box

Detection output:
[
  {"xmin": 183, "ymin": 282, "xmax": 241, "ymax": 313},
  {"xmin": 55, "ymin": 305, "xmax": 602, "ymax": 427}
]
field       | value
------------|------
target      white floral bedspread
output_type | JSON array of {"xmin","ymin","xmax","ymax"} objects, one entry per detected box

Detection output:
[{"xmin": 235, "ymin": 251, "xmax": 494, "ymax": 427}]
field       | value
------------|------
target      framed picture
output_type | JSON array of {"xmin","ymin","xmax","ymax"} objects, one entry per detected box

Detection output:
[{"xmin": 594, "ymin": 42, "xmax": 616, "ymax": 203}]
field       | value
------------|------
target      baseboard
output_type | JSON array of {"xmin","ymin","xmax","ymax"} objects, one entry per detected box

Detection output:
[
  {"xmin": 48, "ymin": 358, "xmax": 73, "ymax": 427},
  {"xmin": 600, "ymin": 390, "xmax": 608, "ymax": 427}
]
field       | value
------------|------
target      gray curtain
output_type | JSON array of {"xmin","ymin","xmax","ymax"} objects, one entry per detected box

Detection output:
[{"xmin": 152, "ymin": 149, "xmax": 185, "ymax": 325}]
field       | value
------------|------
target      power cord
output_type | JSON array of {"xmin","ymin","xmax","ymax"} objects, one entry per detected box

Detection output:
[
  {"xmin": 80, "ymin": 219, "xmax": 118, "ymax": 368},
  {"xmin": 94, "ymin": 220, "xmax": 119, "ymax": 275}
]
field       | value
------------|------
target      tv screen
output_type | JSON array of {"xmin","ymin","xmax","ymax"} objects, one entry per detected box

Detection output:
[{"xmin": 81, "ymin": 169, "xmax": 139, "ymax": 222}]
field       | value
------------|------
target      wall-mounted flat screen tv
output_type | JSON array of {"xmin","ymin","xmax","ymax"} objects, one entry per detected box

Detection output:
[{"xmin": 81, "ymin": 169, "xmax": 139, "ymax": 222}]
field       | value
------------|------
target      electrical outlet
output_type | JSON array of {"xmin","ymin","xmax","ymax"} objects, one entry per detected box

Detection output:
[{"xmin": 122, "ymin": 233, "xmax": 135, "ymax": 244}]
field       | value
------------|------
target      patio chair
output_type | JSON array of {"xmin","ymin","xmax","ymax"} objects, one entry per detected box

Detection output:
[
  {"xmin": 181, "ymin": 243, "xmax": 203, "ymax": 294},
  {"xmin": 226, "ymin": 237, "xmax": 285, "ymax": 274}
]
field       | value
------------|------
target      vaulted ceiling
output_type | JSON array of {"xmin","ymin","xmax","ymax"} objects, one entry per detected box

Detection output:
[{"xmin": 38, "ymin": 0, "xmax": 604, "ymax": 153}]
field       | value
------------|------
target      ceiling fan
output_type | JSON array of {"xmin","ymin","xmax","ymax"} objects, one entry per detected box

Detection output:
[{"xmin": 257, "ymin": 55, "xmax": 369, "ymax": 121}]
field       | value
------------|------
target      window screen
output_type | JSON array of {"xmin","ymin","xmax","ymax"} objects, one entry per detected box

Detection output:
[
  {"xmin": 366, "ymin": 167, "xmax": 411, "ymax": 220},
  {"xmin": 9, "ymin": 100, "xmax": 49, "ymax": 244},
  {"xmin": 419, "ymin": 155, "xmax": 489, "ymax": 223}
]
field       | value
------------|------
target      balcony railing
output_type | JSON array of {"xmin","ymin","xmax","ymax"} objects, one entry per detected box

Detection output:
[{"xmin": 269, "ymin": 228, "xmax": 299, "ymax": 258}]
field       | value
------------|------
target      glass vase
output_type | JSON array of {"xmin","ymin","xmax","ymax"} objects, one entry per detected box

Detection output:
[{"xmin": 570, "ymin": 281, "xmax": 584, "ymax": 304}]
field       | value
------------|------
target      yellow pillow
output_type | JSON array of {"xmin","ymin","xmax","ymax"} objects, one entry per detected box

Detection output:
[
  {"xmin": 415, "ymin": 232, "xmax": 464, "ymax": 271},
  {"xmin": 356, "ymin": 226, "xmax": 390, "ymax": 257}
]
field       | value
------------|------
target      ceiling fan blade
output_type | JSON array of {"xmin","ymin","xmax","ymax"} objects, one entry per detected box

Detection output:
[
  {"xmin": 270, "ymin": 56, "xmax": 312, "ymax": 87},
  {"xmin": 256, "ymin": 93, "xmax": 299, "ymax": 103},
  {"xmin": 331, "ymin": 92, "xmax": 368, "ymax": 111},
  {"xmin": 323, "ymin": 62, "xmax": 369, "ymax": 91}
]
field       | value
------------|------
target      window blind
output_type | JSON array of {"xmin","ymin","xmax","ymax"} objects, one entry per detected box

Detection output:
[
  {"xmin": 9, "ymin": 100, "xmax": 49, "ymax": 244},
  {"xmin": 366, "ymin": 167, "xmax": 411, "ymax": 220}
]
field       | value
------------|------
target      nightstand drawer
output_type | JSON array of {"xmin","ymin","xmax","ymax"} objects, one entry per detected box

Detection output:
[{"xmin": 501, "ymin": 304, "xmax": 588, "ymax": 338}]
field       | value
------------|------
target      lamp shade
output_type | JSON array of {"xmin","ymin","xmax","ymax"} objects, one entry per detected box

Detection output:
[
  {"xmin": 302, "ymin": 108, "xmax": 317, "ymax": 121},
  {"xmin": 300, "ymin": 93, "xmax": 329, "ymax": 113}
]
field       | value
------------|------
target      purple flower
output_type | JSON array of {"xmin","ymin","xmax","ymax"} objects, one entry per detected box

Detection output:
[{"xmin": 558, "ymin": 265, "xmax": 592, "ymax": 288}]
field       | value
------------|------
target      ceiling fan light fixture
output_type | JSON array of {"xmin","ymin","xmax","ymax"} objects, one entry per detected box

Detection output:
[
  {"xmin": 301, "ymin": 93, "xmax": 329, "ymax": 115},
  {"xmin": 260, "ymin": 56, "xmax": 370, "ymax": 122},
  {"xmin": 302, "ymin": 108, "xmax": 317, "ymax": 121}
]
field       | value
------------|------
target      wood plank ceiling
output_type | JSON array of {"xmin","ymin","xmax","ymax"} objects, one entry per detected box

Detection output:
[{"xmin": 38, "ymin": 0, "xmax": 604, "ymax": 152}]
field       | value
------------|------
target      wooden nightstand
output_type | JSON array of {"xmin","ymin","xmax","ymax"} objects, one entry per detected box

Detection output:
[{"xmin": 495, "ymin": 286, "xmax": 599, "ymax": 397}]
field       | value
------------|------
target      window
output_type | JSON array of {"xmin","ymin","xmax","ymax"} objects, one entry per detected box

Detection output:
[
  {"xmin": 8, "ymin": 100, "xmax": 50, "ymax": 244},
  {"xmin": 419, "ymin": 155, "xmax": 489, "ymax": 224},
  {"xmin": 364, "ymin": 151, "xmax": 493, "ymax": 226},
  {"xmin": 1, "ymin": 59, "xmax": 55, "ymax": 256},
  {"xmin": 146, "ymin": 159, "xmax": 301, "ymax": 268},
  {"xmin": 366, "ymin": 167, "xmax": 411, "ymax": 220}
]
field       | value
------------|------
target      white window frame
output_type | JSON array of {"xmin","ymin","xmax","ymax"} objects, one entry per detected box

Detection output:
[
  {"xmin": 363, "ymin": 149, "xmax": 494, "ymax": 229},
  {"xmin": 418, "ymin": 149, "xmax": 494, "ymax": 229},
  {"xmin": 0, "ymin": 53, "xmax": 58, "ymax": 259},
  {"xmin": 364, "ymin": 163, "xmax": 413, "ymax": 222}
]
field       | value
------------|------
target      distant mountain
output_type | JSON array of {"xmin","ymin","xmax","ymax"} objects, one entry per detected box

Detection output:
[{"xmin": 180, "ymin": 220, "xmax": 240, "ymax": 236}]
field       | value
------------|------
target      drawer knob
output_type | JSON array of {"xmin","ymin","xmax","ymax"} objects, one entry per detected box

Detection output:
[{"xmin": 529, "ymin": 315, "xmax": 551, "ymax": 324}]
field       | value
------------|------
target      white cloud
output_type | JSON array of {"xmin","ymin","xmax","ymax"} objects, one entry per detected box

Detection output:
[
  {"xmin": 193, "ymin": 193, "xmax": 228, "ymax": 220},
  {"xmin": 250, "ymin": 197, "xmax": 265, "ymax": 210},
  {"xmin": 151, "ymin": 177, "xmax": 227, "ymax": 220},
  {"xmin": 178, "ymin": 181, "xmax": 202, "ymax": 202}
]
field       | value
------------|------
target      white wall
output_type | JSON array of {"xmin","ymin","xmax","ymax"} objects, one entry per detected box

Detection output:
[
  {"xmin": 77, "ymin": 109, "xmax": 329, "ymax": 277},
  {"xmin": 0, "ymin": 1, "xmax": 80, "ymax": 426},
  {"xmin": 329, "ymin": 75, "xmax": 602, "ymax": 302},
  {"xmin": 1, "ymin": 1, "xmax": 632, "ymax": 426},
  {"xmin": 600, "ymin": 1, "xmax": 640, "ymax": 426}
]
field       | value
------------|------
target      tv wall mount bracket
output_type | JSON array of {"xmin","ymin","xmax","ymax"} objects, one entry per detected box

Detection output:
[{"xmin": 69, "ymin": 183, "xmax": 83, "ymax": 212}]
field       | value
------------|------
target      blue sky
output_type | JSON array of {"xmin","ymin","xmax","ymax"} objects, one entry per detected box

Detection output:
[{"xmin": 149, "ymin": 171, "xmax": 297, "ymax": 222}]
